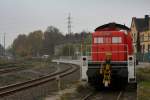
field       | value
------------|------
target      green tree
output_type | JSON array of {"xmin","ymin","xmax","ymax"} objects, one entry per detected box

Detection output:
[
  {"xmin": 43, "ymin": 26, "xmax": 64, "ymax": 56},
  {"xmin": 12, "ymin": 30, "xmax": 43, "ymax": 57},
  {"xmin": 80, "ymin": 31, "xmax": 92, "ymax": 56},
  {"xmin": 0, "ymin": 44, "xmax": 4, "ymax": 56},
  {"xmin": 12, "ymin": 34, "xmax": 28, "ymax": 57},
  {"xmin": 28, "ymin": 30, "xmax": 43, "ymax": 56}
]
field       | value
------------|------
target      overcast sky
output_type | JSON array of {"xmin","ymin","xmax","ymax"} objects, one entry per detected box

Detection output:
[{"xmin": 0, "ymin": 0, "xmax": 150, "ymax": 47}]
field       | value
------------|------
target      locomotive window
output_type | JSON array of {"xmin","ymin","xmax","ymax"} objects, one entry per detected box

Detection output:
[
  {"xmin": 105, "ymin": 37, "xmax": 111, "ymax": 43},
  {"xmin": 94, "ymin": 37, "xmax": 103, "ymax": 43},
  {"xmin": 112, "ymin": 37, "xmax": 122, "ymax": 43},
  {"xmin": 94, "ymin": 37, "xmax": 98, "ymax": 43},
  {"xmin": 98, "ymin": 37, "xmax": 103, "ymax": 43}
]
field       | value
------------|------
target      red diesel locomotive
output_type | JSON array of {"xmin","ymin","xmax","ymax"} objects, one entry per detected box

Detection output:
[{"xmin": 83, "ymin": 23, "xmax": 136, "ymax": 88}]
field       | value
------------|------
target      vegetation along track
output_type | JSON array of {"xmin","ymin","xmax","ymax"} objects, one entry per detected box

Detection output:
[
  {"xmin": 0, "ymin": 63, "xmax": 79, "ymax": 97},
  {"xmin": 0, "ymin": 62, "xmax": 30, "ymax": 75},
  {"xmin": 0, "ymin": 67, "xmax": 26, "ymax": 75}
]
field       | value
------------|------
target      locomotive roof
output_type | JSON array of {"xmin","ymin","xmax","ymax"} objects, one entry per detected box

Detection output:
[{"xmin": 95, "ymin": 22, "xmax": 130, "ymax": 31}]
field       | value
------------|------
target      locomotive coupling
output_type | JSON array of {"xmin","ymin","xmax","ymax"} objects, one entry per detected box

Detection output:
[
  {"xmin": 102, "ymin": 63, "xmax": 111, "ymax": 87},
  {"xmin": 101, "ymin": 52, "xmax": 112, "ymax": 87}
]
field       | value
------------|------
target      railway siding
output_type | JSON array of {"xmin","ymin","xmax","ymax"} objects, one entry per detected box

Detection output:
[
  {"xmin": 0, "ymin": 62, "xmax": 58, "ymax": 87},
  {"xmin": 0, "ymin": 63, "xmax": 80, "ymax": 100}
]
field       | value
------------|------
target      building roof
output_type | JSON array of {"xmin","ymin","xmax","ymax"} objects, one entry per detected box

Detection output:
[
  {"xmin": 132, "ymin": 15, "xmax": 150, "ymax": 32},
  {"xmin": 95, "ymin": 22, "xmax": 130, "ymax": 31}
]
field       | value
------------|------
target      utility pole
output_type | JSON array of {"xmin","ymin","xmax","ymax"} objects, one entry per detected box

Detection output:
[
  {"xmin": 0, "ymin": 34, "xmax": 1, "ymax": 56},
  {"xmin": 3, "ymin": 33, "xmax": 6, "ymax": 57}
]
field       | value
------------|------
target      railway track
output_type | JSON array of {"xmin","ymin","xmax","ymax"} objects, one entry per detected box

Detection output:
[
  {"xmin": 81, "ymin": 92, "xmax": 96, "ymax": 100},
  {"xmin": 81, "ymin": 85, "xmax": 137, "ymax": 100},
  {"xmin": 81, "ymin": 90, "xmax": 124, "ymax": 100},
  {"xmin": 0, "ymin": 63, "xmax": 79, "ymax": 97}
]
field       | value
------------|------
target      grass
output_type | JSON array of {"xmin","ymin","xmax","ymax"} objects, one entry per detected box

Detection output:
[
  {"xmin": 0, "ymin": 57, "xmax": 52, "ymax": 69},
  {"xmin": 137, "ymin": 67, "xmax": 150, "ymax": 100},
  {"xmin": 60, "ymin": 93, "xmax": 73, "ymax": 100}
]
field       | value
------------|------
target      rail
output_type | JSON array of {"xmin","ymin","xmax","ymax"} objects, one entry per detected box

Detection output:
[
  {"xmin": 80, "ymin": 91, "xmax": 96, "ymax": 100},
  {"xmin": 80, "ymin": 90, "xmax": 124, "ymax": 100}
]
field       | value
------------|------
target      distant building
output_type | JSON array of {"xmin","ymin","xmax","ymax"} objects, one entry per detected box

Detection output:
[
  {"xmin": 54, "ymin": 43, "xmax": 80, "ymax": 57},
  {"xmin": 140, "ymin": 30, "xmax": 150, "ymax": 53},
  {"xmin": 54, "ymin": 44, "xmax": 65, "ymax": 56},
  {"xmin": 131, "ymin": 15, "xmax": 150, "ymax": 53}
]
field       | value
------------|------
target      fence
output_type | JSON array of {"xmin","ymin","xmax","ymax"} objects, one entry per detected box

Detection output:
[{"xmin": 136, "ymin": 52, "xmax": 150, "ymax": 62}]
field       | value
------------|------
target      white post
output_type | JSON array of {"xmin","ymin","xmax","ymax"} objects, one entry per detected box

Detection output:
[
  {"xmin": 81, "ymin": 56, "xmax": 88, "ymax": 81},
  {"xmin": 57, "ymin": 61, "xmax": 60, "ymax": 72},
  {"xmin": 56, "ymin": 75, "xmax": 61, "ymax": 96},
  {"xmin": 128, "ymin": 55, "xmax": 136, "ymax": 83}
]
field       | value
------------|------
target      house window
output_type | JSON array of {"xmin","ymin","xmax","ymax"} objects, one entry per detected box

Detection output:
[
  {"xmin": 148, "ymin": 33, "xmax": 150, "ymax": 40},
  {"xmin": 143, "ymin": 45, "xmax": 145, "ymax": 53},
  {"xmin": 141, "ymin": 34, "xmax": 144, "ymax": 42},
  {"xmin": 145, "ymin": 34, "xmax": 148, "ymax": 41},
  {"xmin": 132, "ymin": 33, "xmax": 134, "ymax": 37},
  {"xmin": 112, "ymin": 37, "xmax": 122, "ymax": 43},
  {"xmin": 134, "ymin": 33, "xmax": 136, "ymax": 42}
]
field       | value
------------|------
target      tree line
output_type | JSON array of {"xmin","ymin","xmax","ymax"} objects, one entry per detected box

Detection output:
[
  {"xmin": 9, "ymin": 26, "xmax": 91, "ymax": 58},
  {"xmin": 0, "ymin": 44, "xmax": 4, "ymax": 56}
]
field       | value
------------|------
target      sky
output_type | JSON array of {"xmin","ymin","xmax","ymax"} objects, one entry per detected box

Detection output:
[{"xmin": 0, "ymin": 0, "xmax": 150, "ymax": 47}]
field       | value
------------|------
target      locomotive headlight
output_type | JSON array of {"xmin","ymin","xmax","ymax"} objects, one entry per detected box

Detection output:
[
  {"xmin": 129, "ymin": 57, "xmax": 133, "ymax": 60},
  {"xmin": 129, "ymin": 57, "xmax": 133, "ymax": 65},
  {"xmin": 82, "ymin": 57, "xmax": 87, "ymax": 66},
  {"xmin": 83, "ymin": 57, "xmax": 86, "ymax": 61},
  {"xmin": 105, "ymin": 52, "xmax": 112, "ymax": 60}
]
